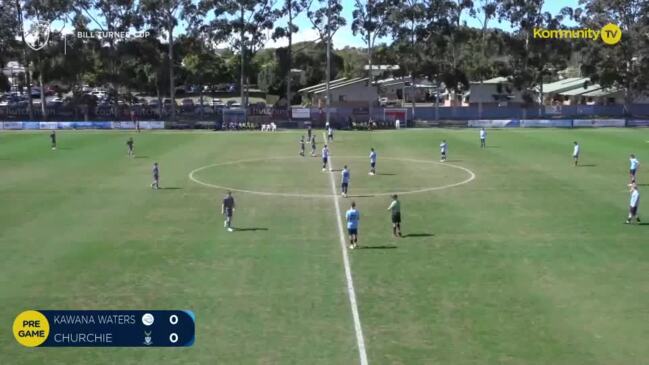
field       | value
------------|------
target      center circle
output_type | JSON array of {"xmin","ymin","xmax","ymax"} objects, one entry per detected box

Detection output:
[{"xmin": 189, "ymin": 156, "xmax": 475, "ymax": 198}]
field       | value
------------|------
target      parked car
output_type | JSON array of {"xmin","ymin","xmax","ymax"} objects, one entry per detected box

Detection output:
[
  {"xmin": 181, "ymin": 98, "xmax": 194, "ymax": 107},
  {"xmin": 46, "ymin": 97, "xmax": 63, "ymax": 107},
  {"xmin": 149, "ymin": 99, "xmax": 160, "ymax": 107}
]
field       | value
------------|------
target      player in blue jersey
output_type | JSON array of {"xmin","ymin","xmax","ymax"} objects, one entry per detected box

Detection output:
[
  {"xmin": 629, "ymin": 154, "xmax": 640, "ymax": 183},
  {"xmin": 322, "ymin": 145, "xmax": 330, "ymax": 171},
  {"xmin": 369, "ymin": 148, "xmax": 377, "ymax": 175},
  {"xmin": 345, "ymin": 201, "xmax": 360, "ymax": 249},
  {"xmin": 341, "ymin": 165, "xmax": 351, "ymax": 197},
  {"xmin": 151, "ymin": 162, "xmax": 159, "ymax": 189}
]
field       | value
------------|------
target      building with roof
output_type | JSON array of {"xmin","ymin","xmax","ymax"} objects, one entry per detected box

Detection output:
[
  {"xmin": 541, "ymin": 77, "xmax": 623, "ymax": 105},
  {"xmin": 467, "ymin": 77, "xmax": 528, "ymax": 106},
  {"xmin": 298, "ymin": 78, "xmax": 378, "ymax": 107}
]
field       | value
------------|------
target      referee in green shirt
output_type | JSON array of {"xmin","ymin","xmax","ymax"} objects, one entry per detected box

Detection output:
[{"xmin": 387, "ymin": 194, "xmax": 402, "ymax": 237}]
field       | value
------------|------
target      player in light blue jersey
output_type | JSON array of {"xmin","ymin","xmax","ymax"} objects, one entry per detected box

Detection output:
[
  {"xmin": 345, "ymin": 201, "xmax": 360, "ymax": 249},
  {"xmin": 369, "ymin": 148, "xmax": 377, "ymax": 175},
  {"xmin": 626, "ymin": 184, "xmax": 640, "ymax": 224},
  {"xmin": 573, "ymin": 141, "xmax": 580, "ymax": 166},
  {"xmin": 341, "ymin": 165, "xmax": 351, "ymax": 197},
  {"xmin": 440, "ymin": 140, "xmax": 448, "ymax": 162},
  {"xmin": 629, "ymin": 154, "xmax": 640, "ymax": 183},
  {"xmin": 322, "ymin": 145, "xmax": 330, "ymax": 171}
]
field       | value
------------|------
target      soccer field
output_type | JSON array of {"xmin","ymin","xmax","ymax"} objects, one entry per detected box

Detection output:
[{"xmin": 1, "ymin": 128, "xmax": 648, "ymax": 364}]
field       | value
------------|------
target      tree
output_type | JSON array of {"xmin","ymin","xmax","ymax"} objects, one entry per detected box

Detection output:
[
  {"xmin": 23, "ymin": 0, "xmax": 74, "ymax": 119},
  {"xmin": 351, "ymin": 0, "xmax": 395, "ymax": 119},
  {"xmin": 575, "ymin": 0, "xmax": 649, "ymax": 110},
  {"xmin": 273, "ymin": 0, "xmax": 307, "ymax": 114},
  {"xmin": 388, "ymin": 0, "xmax": 428, "ymax": 117},
  {"xmin": 200, "ymin": 0, "xmax": 279, "ymax": 121},
  {"xmin": 140, "ymin": 0, "xmax": 198, "ymax": 121},
  {"xmin": 72, "ymin": 0, "xmax": 140, "ymax": 91},
  {"xmin": 306, "ymin": 0, "xmax": 346, "ymax": 124},
  {"xmin": 498, "ymin": 0, "xmax": 572, "ymax": 110},
  {"xmin": 182, "ymin": 45, "xmax": 229, "ymax": 117}
]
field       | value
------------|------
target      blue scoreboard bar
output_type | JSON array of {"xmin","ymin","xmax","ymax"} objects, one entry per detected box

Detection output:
[{"xmin": 13, "ymin": 310, "xmax": 195, "ymax": 347}]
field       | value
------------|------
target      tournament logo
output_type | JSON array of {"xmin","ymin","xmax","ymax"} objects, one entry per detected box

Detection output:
[{"xmin": 23, "ymin": 20, "xmax": 51, "ymax": 51}]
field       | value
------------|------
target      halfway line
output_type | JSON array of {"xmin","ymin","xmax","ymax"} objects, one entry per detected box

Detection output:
[{"xmin": 323, "ymin": 133, "xmax": 369, "ymax": 365}]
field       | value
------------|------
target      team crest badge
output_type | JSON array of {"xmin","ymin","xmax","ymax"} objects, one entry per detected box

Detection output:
[{"xmin": 24, "ymin": 20, "xmax": 51, "ymax": 51}]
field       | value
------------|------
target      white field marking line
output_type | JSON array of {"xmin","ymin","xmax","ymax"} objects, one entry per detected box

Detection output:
[
  {"xmin": 324, "ymin": 132, "xmax": 369, "ymax": 365},
  {"xmin": 188, "ymin": 156, "xmax": 476, "ymax": 198}
]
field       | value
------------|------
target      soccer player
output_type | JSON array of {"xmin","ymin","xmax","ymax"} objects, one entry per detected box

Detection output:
[
  {"xmin": 151, "ymin": 162, "xmax": 160, "ymax": 189},
  {"xmin": 480, "ymin": 128, "xmax": 487, "ymax": 148},
  {"xmin": 345, "ymin": 201, "xmax": 360, "ymax": 249},
  {"xmin": 299, "ymin": 136, "xmax": 305, "ymax": 157},
  {"xmin": 327, "ymin": 126, "xmax": 334, "ymax": 142},
  {"xmin": 127, "ymin": 137, "xmax": 134, "ymax": 158},
  {"xmin": 341, "ymin": 165, "xmax": 351, "ymax": 197},
  {"xmin": 629, "ymin": 154, "xmax": 640, "ymax": 183},
  {"xmin": 222, "ymin": 191, "xmax": 236, "ymax": 232},
  {"xmin": 626, "ymin": 184, "xmax": 640, "ymax": 224},
  {"xmin": 307, "ymin": 125, "xmax": 312, "ymax": 141},
  {"xmin": 322, "ymin": 144, "xmax": 330, "ymax": 171},
  {"xmin": 573, "ymin": 141, "xmax": 580, "ymax": 166},
  {"xmin": 369, "ymin": 148, "xmax": 377, "ymax": 175},
  {"xmin": 440, "ymin": 140, "xmax": 448, "ymax": 162},
  {"xmin": 50, "ymin": 130, "xmax": 56, "ymax": 150},
  {"xmin": 310, "ymin": 135, "xmax": 317, "ymax": 157},
  {"xmin": 387, "ymin": 194, "xmax": 402, "ymax": 237}
]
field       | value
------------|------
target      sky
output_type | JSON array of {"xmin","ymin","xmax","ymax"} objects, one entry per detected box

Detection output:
[
  {"xmin": 46, "ymin": 0, "xmax": 581, "ymax": 50},
  {"xmin": 264, "ymin": 0, "xmax": 581, "ymax": 49}
]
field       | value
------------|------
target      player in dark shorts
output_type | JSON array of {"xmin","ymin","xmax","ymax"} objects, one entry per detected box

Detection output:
[
  {"xmin": 222, "ymin": 191, "xmax": 236, "ymax": 232},
  {"xmin": 307, "ymin": 125, "xmax": 312, "ymax": 141},
  {"xmin": 151, "ymin": 162, "xmax": 159, "ymax": 189},
  {"xmin": 310, "ymin": 135, "xmax": 317, "ymax": 156},
  {"xmin": 387, "ymin": 194, "xmax": 402, "ymax": 237},
  {"xmin": 299, "ymin": 136, "xmax": 305, "ymax": 156},
  {"xmin": 50, "ymin": 131, "xmax": 57, "ymax": 150},
  {"xmin": 126, "ymin": 137, "xmax": 134, "ymax": 158}
]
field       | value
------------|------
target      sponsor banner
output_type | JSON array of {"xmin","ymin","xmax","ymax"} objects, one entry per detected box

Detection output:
[
  {"xmin": 39, "ymin": 122, "xmax": 58, "ymax": 129},
  {"xmin": 2, "ymin": 121, "xmax": 23, "ymax": 129},
  {"xmin": 138, "ymin": 121, "xmax": 165, "ymax": 129},
  {"xmin": 468, "ymin": 119, "xmax": 520, "ymax": 128},
  {"xmin": 572, "ymin": 119, "xmax": 625, "ymax": 127},
  {"xmin": 291, "ymin": 108, "xmax": 311, "ymax": 119},
  {"xmin": 57, "ymin": 122, "xmax": 73, "ymax": 129},
  {"xmin": 23, "ymin": 122, "xmax": 40, "ymax": 129},
  {"xmin": 627, "ymin": 119, "xmax": 649, "ymax": 127},
  {"xmin": 112, "ymin": 122, "xmax": 136, "ymax": 129},
  {"xmin": 520, "ymin": 119, "xmax": 572, "ymax": 128},
  {"xmin": 93, "ymin": 122, "xmax": 113, "ymax": 129}
]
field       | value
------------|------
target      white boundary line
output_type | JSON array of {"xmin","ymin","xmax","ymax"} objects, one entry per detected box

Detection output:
[
  {"xmin": 188, "ymin": 156, "xmax": 476, "ymax": 198},
  {"xmin": 324, "ymin": 133, "xmax": 369, "ymax": 365}
]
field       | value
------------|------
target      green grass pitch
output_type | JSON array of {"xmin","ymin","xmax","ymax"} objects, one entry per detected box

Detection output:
[{"xmin": 1, "ymin": 128, "xmax": 648, "ymax": 364}]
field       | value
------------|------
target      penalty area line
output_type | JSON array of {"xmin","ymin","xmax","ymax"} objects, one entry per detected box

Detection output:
[{"xmin": 323, "ymin": 133, "xmax": 369, "ymax": 365}]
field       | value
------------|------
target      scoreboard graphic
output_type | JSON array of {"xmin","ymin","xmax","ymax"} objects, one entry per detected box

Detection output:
[{"xmin": 13, "ymin": 310, "xmax": 195, "ymax": 347}]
